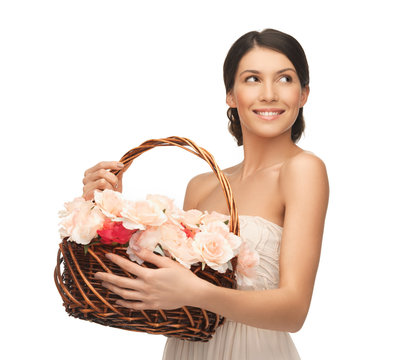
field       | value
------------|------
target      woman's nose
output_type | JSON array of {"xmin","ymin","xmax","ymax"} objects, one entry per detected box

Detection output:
[{"xmin": 260, "ymin": 82, "xmax": 278, "ymax": 102}]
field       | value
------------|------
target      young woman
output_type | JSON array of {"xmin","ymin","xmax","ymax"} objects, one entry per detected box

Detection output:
[{"xmin": 83, "ymin": 29, "xmax": 329, "ymax": 360}]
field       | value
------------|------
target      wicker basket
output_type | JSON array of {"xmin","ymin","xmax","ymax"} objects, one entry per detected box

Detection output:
[{"xmin": 54, "ymin": 136, "xmax": 240, "ymax": 342}]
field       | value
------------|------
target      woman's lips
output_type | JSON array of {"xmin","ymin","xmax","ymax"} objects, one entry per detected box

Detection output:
[{"xmin": 253, "ymin": 108, "xmax": 285, "ymax": 120}]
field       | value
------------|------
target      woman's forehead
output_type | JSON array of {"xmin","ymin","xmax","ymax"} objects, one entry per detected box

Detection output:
[{"xmin": 237, "ymin": 47, "xmax": 295, "ymax": 74}]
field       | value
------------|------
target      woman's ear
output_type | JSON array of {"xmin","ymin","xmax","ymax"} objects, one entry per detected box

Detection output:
[
  {"xmin": 300, "ymin": 85, "xmax": 310, "ymax": 108},
  {"xmin": 226, "ymin": 91, "xmax": 236, "ymax": 108}
]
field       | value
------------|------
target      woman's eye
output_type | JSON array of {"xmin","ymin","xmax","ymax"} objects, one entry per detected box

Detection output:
[
  {"xmin": 279, "ymin": 75, "xmax": 292, "ymax": 83},
  {"xmin": 245, "ymin": 75, "xmax": 259, "ymax": 82}
]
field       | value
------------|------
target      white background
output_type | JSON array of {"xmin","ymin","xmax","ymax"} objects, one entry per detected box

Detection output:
[{"xmin": 1, "ymin": 1, "xmax": 415, "ymax": 359}]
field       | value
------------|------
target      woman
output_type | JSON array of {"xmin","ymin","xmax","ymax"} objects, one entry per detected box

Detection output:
[{"xmin": 83, "ymin": 29, "xmax": 329, "ymax": 360}]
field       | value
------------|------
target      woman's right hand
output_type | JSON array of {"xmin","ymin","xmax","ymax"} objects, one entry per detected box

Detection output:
[{"xmin": 82, "ymin": 161, "xmax": 127, "ymax": 200}]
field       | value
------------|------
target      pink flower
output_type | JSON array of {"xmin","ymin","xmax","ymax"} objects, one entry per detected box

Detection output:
[
  {"xmin": 159, "ymin": 222, "xmax": 202, "ymax": 268},
  {"xmin": 59, "ymin": 197, "xmax": 105, "ymax": 244},
  {"xmin": 235, "ymin": 241, "xmax": 260, "ymax": 287},
  {"xmin": 169, "ymin": 208, "xmax": 203, "ymax": 230},
  {"xmin": 58, "ymin": 197, "xmax": 85, "ymax": 217},
  {"xmin": 126, "ymin": 228, "xmax": 159, "ymax": 264},
  {"xmin": 200, "ymin": 211, "xmax": 229, "ymax": 225},
  {"xmin": 202, "ymin": 221, "xmax": 242, "ymax": 256},
  {"xmin": 97, "ymin": 219, "xmax": 136, "ymax": 245},
  {"xmin": 192, "ymin": 231, "xmax": 234, "ymax": 273},
  {"xmin": 126, "ymin": 222, "xmax": 202, "ymax": 268},
  {"xmin": 121, "ymin": 199, "xmax": 167, "ymax": 230},
  {"xmin": 94, "ymin": 189, "xmax": 125, "ymax": 219},
  {"xmin": 146, "ymin": 194, "xmax": 177, "ymax": 214}
]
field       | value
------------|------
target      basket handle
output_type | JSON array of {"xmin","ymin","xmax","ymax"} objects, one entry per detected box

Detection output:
[{"xmin": 112, "ymin": 136, "xmax": 240, "ymax": 236}]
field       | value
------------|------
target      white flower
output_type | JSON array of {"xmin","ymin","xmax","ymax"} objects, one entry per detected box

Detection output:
[
  {"xmin": 192, "ymin": 231, "xmax": 234, "ymax": 273},
  {"xmin": 121, "ymin": 199, "xmax": 167, "ymax": 230},
  {"xmin": 94, "ymin": 189, "xmax": 125, "ymax": 220},
  {"xmin": 59, "ymin": 197, "xmax": 105, "ymax": 244}
]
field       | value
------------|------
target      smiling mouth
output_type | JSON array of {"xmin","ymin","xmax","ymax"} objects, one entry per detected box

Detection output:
[{"xmin": 253, "ymin": 109, "xmax": 285, "ymax": 117}]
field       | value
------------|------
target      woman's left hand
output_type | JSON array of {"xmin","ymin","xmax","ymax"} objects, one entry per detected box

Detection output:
[{"xmin": 94, "ymin": 248, "xmax": 209, "ymax": 311}]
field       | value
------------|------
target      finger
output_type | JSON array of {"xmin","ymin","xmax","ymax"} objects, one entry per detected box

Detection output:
[
  {"xmin": 95, "ymin": 271, "xmax": 144, "ymax": 289},
  {"xmin": 84, "ymin": 161, "xmax": 125, "ymax": 177},
  {"xmin": 83, "ymin": 168, "xmax": 119, "ymax": 187},
  {"xmin": 116, "ymin": 299, "xmax": 152, "ymax": 311},
  {"xmin": 83, "ymin": 179, "xmax": 114, "ymax": 200},
  {"xmin": 104, "ymin": 253, "xmax": 150, "ymax": 278},
  {"xmin": 101, "ymin": 281, "xmax": 143, "ymax": 300},
  {"xmin": 135, "ymin": 248, "xmax": 174, "ymax": 268}
]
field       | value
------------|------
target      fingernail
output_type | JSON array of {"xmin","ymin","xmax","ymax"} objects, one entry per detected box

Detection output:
[
  {"xmin": 95, "ymin": 272, "xmax": 103, "ymax": 279},
  {"xmin": 105, "ymin": 253, "xmax": 114, "ymax": 260},
  {"xmin": 117, "ymin": 162, "xmax": 124, "ymax": 168}
]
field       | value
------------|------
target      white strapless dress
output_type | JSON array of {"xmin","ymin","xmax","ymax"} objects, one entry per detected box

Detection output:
[{"xmin": 162, "ymin": 215, "xmax": 301, "ymax": 360}]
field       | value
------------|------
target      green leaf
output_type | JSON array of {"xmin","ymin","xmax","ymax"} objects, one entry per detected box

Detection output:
[
  {"xmin": 201, "ymin": 262, "xmax": 206, "ymax": 271},
  {"xmin": 224, "ymin": 220, "xmax": 229, "ymax": 225},
  {"xmin": 83, "ymin": 240, "xmax": 101, "ymax": 255}
]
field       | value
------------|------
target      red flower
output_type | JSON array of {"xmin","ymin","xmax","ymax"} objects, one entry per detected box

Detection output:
[
  {"xmin": 97, "ymin": 219, "xmax": 136, "ymax": 245},
  {"xmin": 181, "ymin": 222, "xmax": 197, "ymax": 239}
]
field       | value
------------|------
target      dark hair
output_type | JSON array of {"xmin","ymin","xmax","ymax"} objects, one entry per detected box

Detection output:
[{"xmin": 223, "ymin": 29, "xmax": 310, "ymax": 146}]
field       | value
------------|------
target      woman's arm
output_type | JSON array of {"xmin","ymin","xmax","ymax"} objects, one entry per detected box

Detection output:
[{"xmin": 188, "ymin": 153, "xmax": 329, "ymax": 332}]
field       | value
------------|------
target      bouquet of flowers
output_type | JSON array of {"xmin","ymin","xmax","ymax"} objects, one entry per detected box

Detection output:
[{"xmin": 58, "ymin": 189, "xmax": 259, "ymax": 286}]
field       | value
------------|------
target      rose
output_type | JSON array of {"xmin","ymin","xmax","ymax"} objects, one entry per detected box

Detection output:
[
  {"xmin": 94, "ymin": 189, "xmax": 125, "ymax": 219},
  {"xmin": 121, "ymin": 199, "xmax": 167, "ymax": 230},
  {"xmin": 158, "ymin": 222, "xmax": 202, "ymax": 268},
  {"xmin": 235, "ymin": 241, "xmax": 260, "ymax": 287},
  {"xmin": 200, "ymin": 211, "xmax": 229, "ymax": 224},
  {"xmin": 97, "ymin": 219, "xmax": 136, "ymax": 245},
  {"xmin": 146, "ymin": 194, "xmax": 177, "ymax": 214},
  {"xmin": 126, "ymin": 222, "xmax": 202, "ymax": 268},
  {"xmin": 201, "ymin": 221, "xmax": 241, "ymax": 256},
  {"xmin": 59, "ymin": 197, "xmax": 105, "ymax": 244},
  {"xmin": 192, "ymin": 231, "xmax": 234, "ymax": 273},
  {"xmin": 169, "ymin": 208, "xmax": 203, "ymax": 230},
  {"xmin": 58, "ymin": 197, "xmax": 86, "ymax": 218},
  {"xmin": 126, "ymin": 228, "xmax": 160, "ymax": 264}
]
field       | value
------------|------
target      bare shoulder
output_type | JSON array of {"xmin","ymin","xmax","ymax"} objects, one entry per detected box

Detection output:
[
  {"xmin": 183, "ymin": 163, "xmax": 239, "ymax": 211},
  {"xmin": 182, "ymin": 171, "xmax": 218, "ymax": 210},
  {"xmin": 281, "ymin": 151, "xmax": 328, "ymax": 180},
  {"xmin": 280, "ymin": 151, "xmax": 329, "ymax": 202}
]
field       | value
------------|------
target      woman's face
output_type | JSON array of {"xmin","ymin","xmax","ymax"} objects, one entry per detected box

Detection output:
[{"xmin": 226, "ymin": 46, "xmax": 309, "ymax": 141}]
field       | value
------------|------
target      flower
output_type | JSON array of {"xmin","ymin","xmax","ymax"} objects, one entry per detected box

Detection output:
[
  {"xmin": 169, "ymin": 208, "xmax": 203, "ymax": 230},
  {"xmin": 235, "ymin": 241, "xmax": 260, "ymax": 287},
  {"xmin": 94, "ymin": 189, "xmax": 125, "ymax": 219},
  {"xmin": 59, "ymin": 197, "xmax": 105, "ymax": 244},
  {"xmin": 97, "ymin": 219, "xmax": 136, "ymax": 245},
  {"xmin": 59, "ymin": 193, "xmax": 255, "ymax": 283},
  {"xmin": 192, "ymin": 231, "xmax": 234, "ymax": 273},
  {"xmin": 126, "ymin": 229, "xmax": 159, "ymax": 264},
  {"xmin": 146, "ymin": 194, "xmax": 177, "ymax": 214},
  {"xmin": 201, "ymin": 220, "xmax": 241, "ymax": 256},
  {"xmin": 158, "ymin": 222, "xmax": 202, "ymax": 268},
  {"xmin": 121, "ymin": 199, "xmax": 167, "ymax": 230},
  {"xmin": 59, "ymin": 197, "xmax": 86, "ymax": 217},
  {"xmin": 200, "ymin": 211, "xmax": 229, "ymax": 224}
]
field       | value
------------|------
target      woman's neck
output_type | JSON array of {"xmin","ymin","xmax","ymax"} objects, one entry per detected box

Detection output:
[{"xmin": 237, "ymin": 130, "xmax": 301, "ymax": 180}]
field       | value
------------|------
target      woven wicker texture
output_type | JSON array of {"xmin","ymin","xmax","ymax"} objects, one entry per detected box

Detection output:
[{"xmin": 54, "ymin": 136, "xmax": 240, "ymax": 342}]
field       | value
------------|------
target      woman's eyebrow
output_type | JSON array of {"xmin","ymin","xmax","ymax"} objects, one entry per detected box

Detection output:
[{"xmin": 239, "ymin": 68, "xmax": 296, "ymax": 77}]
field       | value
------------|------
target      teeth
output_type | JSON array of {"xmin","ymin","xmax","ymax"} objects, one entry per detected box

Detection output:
[{"xmin": 257, "ymin": 111, "xmax": 281, "ymax": 116}]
